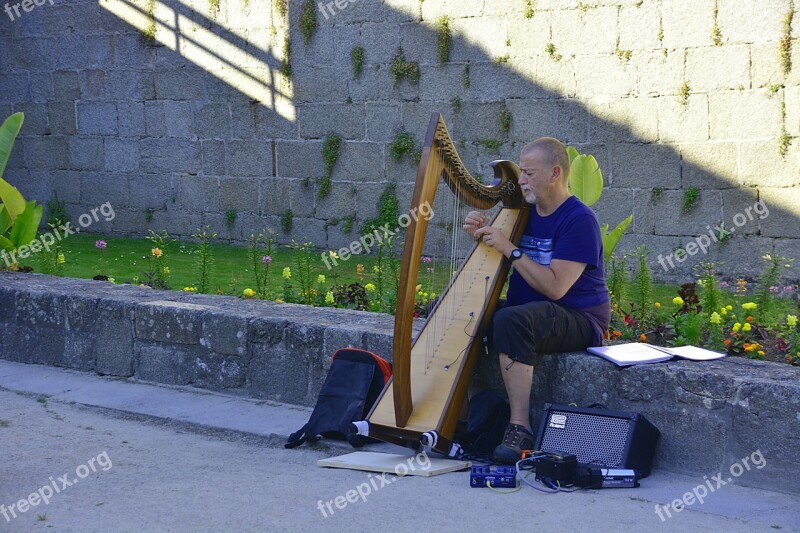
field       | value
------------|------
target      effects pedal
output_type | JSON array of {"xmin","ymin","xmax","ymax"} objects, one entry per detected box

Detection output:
[
  {"xmin": 470, "ymin": 465, "xmax": 517, "ymax": 488},
  {"xmin": 534, "ymin": 452, "xmax": 578, "ymax": 486}
]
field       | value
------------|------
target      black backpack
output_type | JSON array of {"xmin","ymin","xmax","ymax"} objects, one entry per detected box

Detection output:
[
  {"xmin": 457, "ymin": 390, "xmax": 511, "ymax": 458},
  {"xmin": 285, "ymin": 348, "xmax": 392, "ymax": 449}
]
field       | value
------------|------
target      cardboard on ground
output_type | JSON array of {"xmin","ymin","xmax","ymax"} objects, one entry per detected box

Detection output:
[{"xmin": 318, "ymin": 451, "xmax": 471, "ymax": 477}]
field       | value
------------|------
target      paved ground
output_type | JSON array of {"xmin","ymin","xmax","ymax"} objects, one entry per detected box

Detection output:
[{"xmin": 0, "ymin": 360, "xmax": 798, "ymax": 532}]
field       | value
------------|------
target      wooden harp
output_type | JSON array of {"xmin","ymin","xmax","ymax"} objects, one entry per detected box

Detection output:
[{"xmin": 355, "ymin": 113, "xmax": 530, "ymax": 455}]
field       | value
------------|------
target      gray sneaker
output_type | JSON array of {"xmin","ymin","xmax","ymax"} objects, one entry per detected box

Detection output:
[{"xmin": 492, "ymin": 424, "xmax": 536, "ymax": 465}]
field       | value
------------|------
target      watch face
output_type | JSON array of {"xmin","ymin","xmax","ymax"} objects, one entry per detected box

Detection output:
[{"xmin": 512, "ymin": 249, "xmax": 522, "ymax": 260}]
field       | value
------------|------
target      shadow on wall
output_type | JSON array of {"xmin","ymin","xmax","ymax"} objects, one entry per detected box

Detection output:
[{"xmin": 0, "ymin": 0, "xmax": 798, "ymax": 282}]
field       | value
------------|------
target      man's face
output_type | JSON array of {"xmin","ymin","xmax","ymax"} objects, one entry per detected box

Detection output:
[{"xmin": 518, "ymin": 149, "xmax": 551, "ymax": 204}]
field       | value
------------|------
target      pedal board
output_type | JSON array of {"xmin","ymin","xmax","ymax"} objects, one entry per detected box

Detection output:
[{"xmin": 470, "ymin": 465, "xmax": 517, "ymax": 488}]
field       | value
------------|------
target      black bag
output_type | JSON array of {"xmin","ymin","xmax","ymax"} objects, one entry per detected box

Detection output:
[
  {"xmin": 457, "ymin": 390, "xmax": 510, "ymax": 457},
  {"xmin": 285, "ymin": 348, "xmax": 392, "ymax": 449}
]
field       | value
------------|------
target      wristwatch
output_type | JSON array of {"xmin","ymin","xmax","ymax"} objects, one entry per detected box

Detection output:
[{"xmin": 509, "ymin": 249, "xmax": 523, "ymax": 263}]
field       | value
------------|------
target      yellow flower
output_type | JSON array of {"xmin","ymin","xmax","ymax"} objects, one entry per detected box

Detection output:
[
  {"xmin": 742, "ymin": 322, "xmax": 752, "ymax": 332},
  {"xmin": 373, "ymin": 265, "xmax": 381, "ymax": 273},
  {"xmin": 364, "ymin": 283, "xmax": 376, "ymax": 292},
  {"xmin": 415, "ymin": 284, "xmax": 422, "ymax": 292},
  {"xmin": 151, "ymin": 248, "xmax": 163, "ymax": 258},
  {"xmin": 742, "ymin": 302, "xmax": 757, "ymax": 310},
  {"xmin": 758, "ymin": 350, "xmax": 765, "ymax": 356},
  {"xmin": 788, "ymin": 315, "xmax": 798, "ymax": 327},
  {"xmin": 329, "ymin": 250, "xmax": 338, "ymax": 259},
  {"xmin": 162, "ymin": 267, "xmax": 170, "ymax": 275},
  {"xmin": 325, "ymin": 291, "xmax": 335, "ymax": 305},
  {"xmin": 282, "ymin": 267, "xmax": 292, "ymax": 279},
  {"xmin": 654, "ymin": 302, "xmax": 661, "ymax": 308},
  {"xmin": 762, "ymin": 254, "xmax": 772, "ymax": 262},
  {"xmin": 417, "ymin": 291, "xmax": 424, "ymax": 297},
  {"xmin": 57, "ymin": 253, "xmax": 65, "ymax": 264},
  {"xmin": 430, "ymin": 292, "xmax": 436, "ymax": 300},
  {"xmin": 317, "ymin": 274, "xmax": 326, "ymax": 284},
  {"xmin": 732, "ymin": 323, "xmax": 741, "ymax": 332},
  {"xmin": 243, "ymin": 288, "xmax": 256, "ymax": 298},
  {"xmin": 672, "ymin": 296, "xmax": 684, "ymax": 306},
  {"xmin": 274, "ymin": 298, "xmax": 284, "ymax": 303},
  {"xmin": 720, "ymin": 307, "xmax": 728, "ymax": 315},
  {"xmin": 726, "ymin": 305, "xmax": 733, "ymax": 311},
  {"xmin": 709, "ymin": 312, "xmax": 722, "ymax": 324},
  {"xmin": 183, "ymin": 287, "xmax": 198, "ymax": 292}
]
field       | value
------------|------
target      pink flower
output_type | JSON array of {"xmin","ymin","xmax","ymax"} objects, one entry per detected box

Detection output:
[
  {"xmin": 262, "ymin": 255, "xmax": 272, "ymax": 264},
  {"xmin": 95, "ymin": 240, "xmax": 107, "ymax": 250},
  {"xmin": 427, "ymin": 267, "xmax": 435, "ymax": 274},
  {"xmin": 422, "ymin": 256, "xmax": 432, "ymax": 263}
]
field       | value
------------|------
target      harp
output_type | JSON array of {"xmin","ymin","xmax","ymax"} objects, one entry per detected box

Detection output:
[{"xmin": 355, "ymin": 113, "xmax": 530, "ymax": 456}]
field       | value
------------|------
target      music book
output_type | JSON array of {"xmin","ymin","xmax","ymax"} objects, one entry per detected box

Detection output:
[{"xmin": 587, "ymin": 343, "xmax": 726, "ymax": 367}]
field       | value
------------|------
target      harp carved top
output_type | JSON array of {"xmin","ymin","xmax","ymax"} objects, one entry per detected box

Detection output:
[{"xmin": 433, "ymin": 118, "xmax": 523, "ymax": 208}]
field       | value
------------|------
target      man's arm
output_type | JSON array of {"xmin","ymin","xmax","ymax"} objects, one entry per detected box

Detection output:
[{"xmin": 469, "ymin": 218, "xmax": 587, "ymax": 302}]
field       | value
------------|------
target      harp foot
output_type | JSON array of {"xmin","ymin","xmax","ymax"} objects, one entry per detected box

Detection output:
[
  {"xmin": 420, "ymin": 431, "xmax": 465, "ymax": 459},
  {"xmin": 350, "ymin": 420, "xmax": 370, "ymax": 437}
]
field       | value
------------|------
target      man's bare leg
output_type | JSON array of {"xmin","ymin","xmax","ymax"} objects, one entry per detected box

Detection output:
[{"xmin": 499, "ymin": 353, "xmax": 533, "ymax": 431}]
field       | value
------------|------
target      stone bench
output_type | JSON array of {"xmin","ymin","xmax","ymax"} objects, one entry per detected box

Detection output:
[{"xmin": 1, "ymin": 272, "xmax": 798, "ymax": 495}]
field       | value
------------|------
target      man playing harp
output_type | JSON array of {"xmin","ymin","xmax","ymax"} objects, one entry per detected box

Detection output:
[{"xmin": 464, "ymin": 137, "xmax": 611, "ymax": 465}]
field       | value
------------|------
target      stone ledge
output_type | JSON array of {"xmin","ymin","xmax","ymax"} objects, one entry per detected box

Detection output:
[{"xmin": 1, "ymin": 272, "xmax": 798, "ymax": 495}]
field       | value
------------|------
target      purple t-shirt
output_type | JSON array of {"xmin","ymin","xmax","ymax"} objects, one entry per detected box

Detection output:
[{"xmin": 505, "ymin": 196, "xmax": 610, "ymax": 345}]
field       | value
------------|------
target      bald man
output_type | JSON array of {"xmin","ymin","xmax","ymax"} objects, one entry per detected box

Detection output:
[{"xmin": 464, "ymin": 138, "xmax": 610, "ymax": 464}]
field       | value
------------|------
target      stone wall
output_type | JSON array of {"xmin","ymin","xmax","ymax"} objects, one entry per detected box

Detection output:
[
  {"xmin": 2, "ymin": 272, "xmax": 799, "ymax": 494},
  {"xmin": 1, "ymin": 0, "xmax": 799, "ymax": 281}
]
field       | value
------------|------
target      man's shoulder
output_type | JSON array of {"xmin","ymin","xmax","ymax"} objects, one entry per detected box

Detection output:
[{"xmin": 561, "ymin": 196, "xmax": 600, "ymax": 225}]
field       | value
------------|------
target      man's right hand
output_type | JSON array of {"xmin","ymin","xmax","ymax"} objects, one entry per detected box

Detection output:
[{"xmin": 463, "ymin": 211, "xmax": 488, "ymax": 239}]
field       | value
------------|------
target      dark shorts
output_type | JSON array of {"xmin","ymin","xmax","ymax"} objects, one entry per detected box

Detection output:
[{"xmin": 491, "ymin": 300, "xmax": 595, "ymax": 365}]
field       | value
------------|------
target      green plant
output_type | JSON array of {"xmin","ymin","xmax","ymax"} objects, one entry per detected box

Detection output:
[
  {"xmin": 495, "ymin": 54, "xmax": 510, "ymax": 64},
  {"xmin": 1, "ymin": 113, "xmax": 43, "ymax": 264},
  {"xmin": 679, "ymin": 82, "xmax": 690, "ymax": 105},
  {"xmin": 615, "ymin": 47, "xmax": 632, "ymax": 61},
  {"xmin": 451, "ymin": 96, "xmax": 462, "ymax": 113},
  {"xmin": 225, "ymin": 209, "xmax": 237, "ymax": 226},
  {"xmin": 342, "ymin": 214, "xmax": 356, "ymax": 234},
  {"xmin": 140, "ymin": 0, "xmax": 156, "ymax": 44},
  {"xmin": 390, "ymin": 48, "xmax": 421, "ymax": 86},
  {"xmin": 280, "ymin": 36, "xmax": 292, "ymax": 80},
  {"xmin": 362, "ymin": 183, "xmax": 399, "ymax": 236},
  {"xmin": 632, "ymin": 246, "xmax": 653, "ymax": 325},
  {"xmin": 36, "ymin": 240, "xmax": 64, "ymax": 276},
  {"xmin": 499, "ymin": 106, "xmax": 512, "ymax": 135},
  {"xmin": 318, "ymin": 175, "xmax": 331, "ymax": 199},
  {"xmin": 682, "ymin": 187, "xmax": 700, "ymax": 214},
  {"xmin": 780, "ymin": 5, "xmax": 794, "ymax": 75},
  {"xmin": 390, "ymin": 131, "xmax": 415, "ymax": 160},
  {"xmin": 524, "ymin": 0, "xmax": 534, "ymax": 18},
  {"xmin": 192, "ymin": 226, "xmax": 217, "ymax": 293},
  {"xmin": 144, "ymin": 207, "xmax": 154, "ymax": 223},
  {"xmin": 248, "ymin": 230, "xmax": 275, "ymax": 298},
  {"xmin": 437, "ymin": 16, "xmax": 451, "ymax": 64},
  {"xmin": 755, "ymin": 254, "xmax": 792, "ymax": 323},
  {"xmin": 45, "ymin": 191, "xmax": 69, "ymax": 228},
  {"xmin": 463, "ymin": 64, "xmax": 471, "ymax": 89},
  {"xmin": 711, "ymin": 1, "xmax": 722, "ymax": 45},
  {"xmin": 545, "ymin": 43, "xmax": 562, "ymax": 61},
  {"xmin": 143, "ymin": 230, "xmax": 172, "ymax": 289},
  {"xmin": 281, "ymin": 209, "xmax": 293, "ymax": 234},
  {"xmin": 607, "ymin": 253, "xmax": 628, "ymax": 312},
  {"xmin": 209, "ymin": 0, "xmax": 220, "ymax": 16},
  {"xmin": 275, "ymin": 0, "xmax": 287, "ymax": 17},
  {"xmin": 479, "ymin": 139, "xmax": 502, "ymax": 153},
  {"xmin": 652, "ymin": 187, "xmax": 664, "ymax": 202},
  {"xmin": 780, "ymin": 101, "xmax": 791, "ymax": 157},
  {"xmin": 300, "ymin": 0, "xmax": 317, "ymax": 45},
  {"xmin": 289, "ymin": 241, "xmax": 315, "ymax": 303},
  {"xmin": 322, "ymin": 132, "xmax": 342, "ymax": 181},
  {"xmin": 697, "ymin": 262, "xmax": 721, "ymax": 316},
  {"xmin": 566, "ymin": 146, "xmax": 633, "ymax": 260},
  {"xmin": 351, "ymin": 46, "xmax": 365, "ymax": 79}
]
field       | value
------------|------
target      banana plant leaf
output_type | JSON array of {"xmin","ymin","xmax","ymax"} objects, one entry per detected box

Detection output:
[
  {"xmin": 602, "ymin": 214, "xmax": 634, "ymax": 262},
  {"xmin": 0, "ymin": 204, "xmax": 11, "ymax": 234},
  {"xmin": 8, "ymin": 201, "xmax": 42, "ymax": 250},
  {"xmin": 0, "ymin": 235, "xmax": 13, "ymax": 253},
  {"xmin": 0, "ymin": 113, "xmax": 24, "ymax": 180},
  {"xmin": 569, "ymin": 154, "xmax": 603, "ymax": 207},
  {"xmin": 0, "ymin": 177, "xmax": 26, "ymax": 222}
]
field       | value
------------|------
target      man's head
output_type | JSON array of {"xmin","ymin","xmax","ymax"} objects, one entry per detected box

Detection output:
[{"xmin": 518, "ymin": 138, "xmax": 570, "ymax": 205}]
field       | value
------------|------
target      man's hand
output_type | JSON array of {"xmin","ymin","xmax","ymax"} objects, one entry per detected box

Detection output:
[
  {"xmin": 473, "ymin": 225, "xmax": 514, "ymax": 257},
  {"xmin": 463, "ymin": 211, "xmax": 487, "ymax": 239}
]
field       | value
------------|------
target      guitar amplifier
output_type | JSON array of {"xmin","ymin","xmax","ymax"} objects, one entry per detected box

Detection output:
[{"xmin": 533, "ymin": 403, "xmax": 660, "ymax": 478}]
